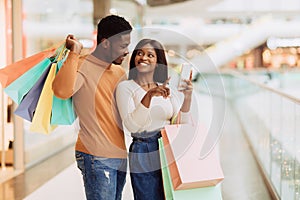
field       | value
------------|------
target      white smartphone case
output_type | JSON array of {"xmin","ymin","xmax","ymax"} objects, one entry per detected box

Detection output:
[{"xmin": 178, "ymin": 63, "xmax": 192, "ymax": 90}]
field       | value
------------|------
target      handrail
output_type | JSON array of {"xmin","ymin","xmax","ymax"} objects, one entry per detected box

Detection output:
[
  {"xmin": 224, "ymin": 69, "xmax": 300, "ymax": 199},
  {"xmin": 222, "ymin": 69, "xmax": 300, "ymax": 105}
]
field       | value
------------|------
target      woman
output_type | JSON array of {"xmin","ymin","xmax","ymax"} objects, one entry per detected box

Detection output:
[{"xmin": 116, "ymin": 39, "xmax": 193, "ymax": 200}]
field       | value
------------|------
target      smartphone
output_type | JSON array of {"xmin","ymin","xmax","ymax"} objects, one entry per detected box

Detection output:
[{"xmin": 178, "ymin": 63, "xmax": 192, "ymax": 91}]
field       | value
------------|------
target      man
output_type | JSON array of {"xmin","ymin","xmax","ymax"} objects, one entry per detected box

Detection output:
[{"xmin": 52, "ymin": 15, "xmax": 132, "ymax": 200}]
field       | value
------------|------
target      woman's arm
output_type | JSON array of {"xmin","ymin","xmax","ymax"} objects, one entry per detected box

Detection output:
[
  {"xmin": 171, "ymin": 71, "xmax": 193, "ymax": 124},
  {"xmin": 116, "ymin": 82, "xmax": 152, "ymax": 133},
  {"xmin": 180, "ymin": 71, "xmax": 193, "ymax": 112},
  {"xmin": 140, "ymin": 84, "xmax": 170, "ymax": 108}
]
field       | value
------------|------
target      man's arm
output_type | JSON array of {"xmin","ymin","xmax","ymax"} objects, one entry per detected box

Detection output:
[{"xmin": 52, "ymin": 35, "xmax": 83, "ymax": 99}]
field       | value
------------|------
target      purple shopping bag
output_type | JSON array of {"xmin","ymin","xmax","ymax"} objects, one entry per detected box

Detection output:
[{"xmin": 14, "ymin": 64, "xmax": 51, "ymax": 122}]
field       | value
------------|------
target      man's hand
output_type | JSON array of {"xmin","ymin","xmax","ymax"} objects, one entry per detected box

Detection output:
[{"xmin": 66, "ymin": 34, "xmax": 83, "ymax": 54}]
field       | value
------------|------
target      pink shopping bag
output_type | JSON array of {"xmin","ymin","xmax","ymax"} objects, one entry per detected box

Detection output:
[{"xmin": 161, "ymin": 123, "xmax": 224, "ymax": 190}]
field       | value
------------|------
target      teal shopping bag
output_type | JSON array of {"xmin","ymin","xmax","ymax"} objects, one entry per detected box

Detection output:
[
  {"xmin": 14, "ymin": 65, "xmax": 51, "ymax": 121},
  {"xmin": 3, "ymin": 44, "xmax": 65, "ymax": 104},
  {"xmin": 51, "ymin": 94, "xmax": 77, "ymax": 125},
  {"xmin": 158, "ymin": 138, "xmax": 223, "ymax": 200},
  {"xmin": 50, "ymin": 54, "xmax": 77, "ymax": 125},
  {"xmin": 4, "ymin": 58, "xmax": 52, "ymax": 104},
  {"xmin": 0, "ymin": 47, "xmax": 56, "ymax": 88}
]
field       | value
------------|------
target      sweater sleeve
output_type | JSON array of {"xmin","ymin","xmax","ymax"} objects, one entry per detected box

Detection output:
[
  {"xmin": 116, "ymin": 81, "xmax": 152, "ymax": 133},
  {"xmin": 52, "ymin": 52, "xmax": 80, "ymax": 99},
  {"xmin": 170, "ymin": 89, "xmax": 192, "ymax": 124}
]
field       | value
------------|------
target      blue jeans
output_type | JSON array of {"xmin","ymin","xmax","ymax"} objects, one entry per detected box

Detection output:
[
  {"xmin": 129, "ymin": 131, "xmax": 165, "ymax": 200},
  {"xmin": 75, "ymin": 151, "xmax": 127, "ymax": 200}
]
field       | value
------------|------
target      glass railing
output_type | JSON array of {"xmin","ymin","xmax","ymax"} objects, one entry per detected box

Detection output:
[{"xmin": 196, "ymin": 71, "xmax": 300, "ymax": 200}]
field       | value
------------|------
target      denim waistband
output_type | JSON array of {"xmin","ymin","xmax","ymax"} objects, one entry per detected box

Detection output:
[{"xmin": 131, "ymin": 130, "xmax": 161, "ymax": 142}]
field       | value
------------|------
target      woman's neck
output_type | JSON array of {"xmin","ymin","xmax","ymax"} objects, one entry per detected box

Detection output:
[
  {"xmin": 134, "ymin": 76, "xmax": 158, "ymax": 89},
  {"xmin": 134, "ymin": 77, "xmax": 155, "ymax": 86}
]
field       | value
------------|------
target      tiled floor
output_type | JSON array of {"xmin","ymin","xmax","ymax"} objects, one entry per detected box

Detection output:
[
  {"xmin": 0, "ymin": 145, "xmax": 76, "ymax": 200},
  {"xmin": 0, "ymin": 98, "xmax": 272, "ymax": 200}
]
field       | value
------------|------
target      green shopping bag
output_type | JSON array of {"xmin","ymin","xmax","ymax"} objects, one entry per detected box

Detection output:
[
  {"xmin": 0, "ymin": 47, "xmax": 56, "ymax": 88},
  {"xmin": 4, "ymin": 58, "xmax": 52, "ymax": 104},
  {"xmin": 50, "ymin": 56, "xmax": 77, "ymax": 125},
  {"xmin": 158, "ymin": 138, "xmax": 223, "ymax": 200},
  {"xmin": 3, "ymin": 44, "xmax": 65, "ymax": 105}
]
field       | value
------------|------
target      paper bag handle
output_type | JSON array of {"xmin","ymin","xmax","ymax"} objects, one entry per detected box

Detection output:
[
  {"xmin": 171, "ymin": 111, "xmax": 194, "ymax": 127},
  {"xmin": 53, "ymin": 44, "xmax": 67, "ymax": 62}
]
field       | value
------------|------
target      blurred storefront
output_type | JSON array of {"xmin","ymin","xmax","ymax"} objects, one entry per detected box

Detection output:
[
  {"xmin": 21, "ymin": 0, "xmax": 95, "ymax": 169},
  {"xmin": 225, "ymin": 41, "xmax": 300, "ymax": 71},
  {"xmin": 0, "ymin": 0, "xmax": 16, "ymax": 176},
  {"xmin": 0, "ymin": 0, "xmax": 97, "ymax": 182}
]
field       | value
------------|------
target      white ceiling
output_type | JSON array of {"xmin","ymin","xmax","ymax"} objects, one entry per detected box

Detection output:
[
  {"xmin": 111, "ymin": 0, "xmax": 300, "ymax": 46},
  {"xmin": 110, "ymin": 0, "xmax": 300, "ymax": 71},
  {"xmin": 113, "ymin": 0, "xmax": 300, "ymax": 20}
]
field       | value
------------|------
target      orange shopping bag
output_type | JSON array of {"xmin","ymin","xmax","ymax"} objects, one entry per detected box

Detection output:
[
  {"xmin": 0, "ymin": 43, "xmax": 62, "ymax": 88},
  {"xmin": 161, "ymin": 123, "xmax": 224, "ymax": 190}
]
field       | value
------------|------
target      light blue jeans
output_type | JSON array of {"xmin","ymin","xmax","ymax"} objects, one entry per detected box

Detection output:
[{"xmin": 75, "ymin": 151, "xmax": 127, "ymax": 200}]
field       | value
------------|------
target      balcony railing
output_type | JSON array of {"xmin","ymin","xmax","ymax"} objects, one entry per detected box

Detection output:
[{"xmin": 196, "ymin": 71, "xmax": 300, "ymax": 200}]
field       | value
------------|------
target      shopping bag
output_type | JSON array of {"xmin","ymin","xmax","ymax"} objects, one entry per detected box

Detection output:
[
  {"xmin": 14, "ymin": 65, "xmax": 51, "ymax": 121},
  {"xmin": 50, "ymin": 58, "xmax": 77, "ymax": 125},
  {"xmin": 0, "ymin": 47, "xmax": 56, "ymax": 88},
  {"xmin": 159, "ymin": 138, "xmax": 223, "ymax": 200},
  {"xmin": 161, "ymin": 123, "xmax": 224, "ymax": 190},
  {"xmin": 29, "ymin": 63, "xmax": 57, "ymax": 134},
  {"xmin": 4, "ymin": 58, "xmax": 52, "ymax": 104},
  {"xmin": 51, "ymin": 96, "xmax": 77, "ymax": 125}
]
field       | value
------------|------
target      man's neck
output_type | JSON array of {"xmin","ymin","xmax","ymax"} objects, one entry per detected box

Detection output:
[{"xmin": 91, "ymin": 47, "xmax": 110, "ymax": 63}]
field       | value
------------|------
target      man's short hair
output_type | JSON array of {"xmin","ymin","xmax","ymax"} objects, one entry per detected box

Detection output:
[{"xmin": 97, "ymin": 15, "xmax": 132, "ymax": 45}]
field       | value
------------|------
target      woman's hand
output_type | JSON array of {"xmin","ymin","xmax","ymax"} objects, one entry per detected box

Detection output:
[
  {"xmin": 141, "ymin": 78, "xmax": 171, "ymax": 108},
  {"xmin": 148, "ymin": 85, "xmax": 170, "ymax": 99},
  {"xmin": 148, "ymin": 77, "xmax": 170, "ymax": 98},
  {"xmin": 180, "ymin": 71, "xmax": 193, "ymax": 112},
  {"xmin": 180, "ymin": 70, "xmax": 193, "ymax": 98}
]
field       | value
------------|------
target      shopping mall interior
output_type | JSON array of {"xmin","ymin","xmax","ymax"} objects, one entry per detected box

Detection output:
[{"xmin": 0, "ymin": 0, "xmax": 300, "ymax": 199}]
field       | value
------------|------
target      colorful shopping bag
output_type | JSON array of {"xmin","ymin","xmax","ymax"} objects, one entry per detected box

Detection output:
[
  {"xmin": 0, "ymin": 47, "xmax": 56, "ymax": 88},
  {"xmin": 161, "ymin": 123, "xmax": 224, "ymax": 190},
  {"xmin": 4, "ymin": 58, "xmax": 52, "ymax": 104},
  {"xmin": 50, "ymin": 54, "xmax": 77, "ymax": 125},
  {"xmin": 159, "ymin": 138, "xmax": 223, "ymax": 200},
  {"xmin": 29, "ymin": 63, "xmax": 58, "ymax": 134},
  {"xmin": 14, "ymin": 65, "xmax": 51, "ymax": 121},
  {"xmin": 51, "ymin": 95, "xmax": 77, "ymax": 125}
]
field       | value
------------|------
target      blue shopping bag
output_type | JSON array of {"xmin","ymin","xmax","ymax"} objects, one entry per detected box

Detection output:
[
  {"xmin": 4, "ymin": 58, "xmax": 52, "ymax": 104},
  {"xmin": 3, "ymin": 43, "xmax": 65, "ymax": 104},
  {"xmin": 50, "ymin": 58, "xmax": 77, "ymax": 125},
  {"xmin": 0, "ymin": 47, "xmax": 56, "ymax": 88}
]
